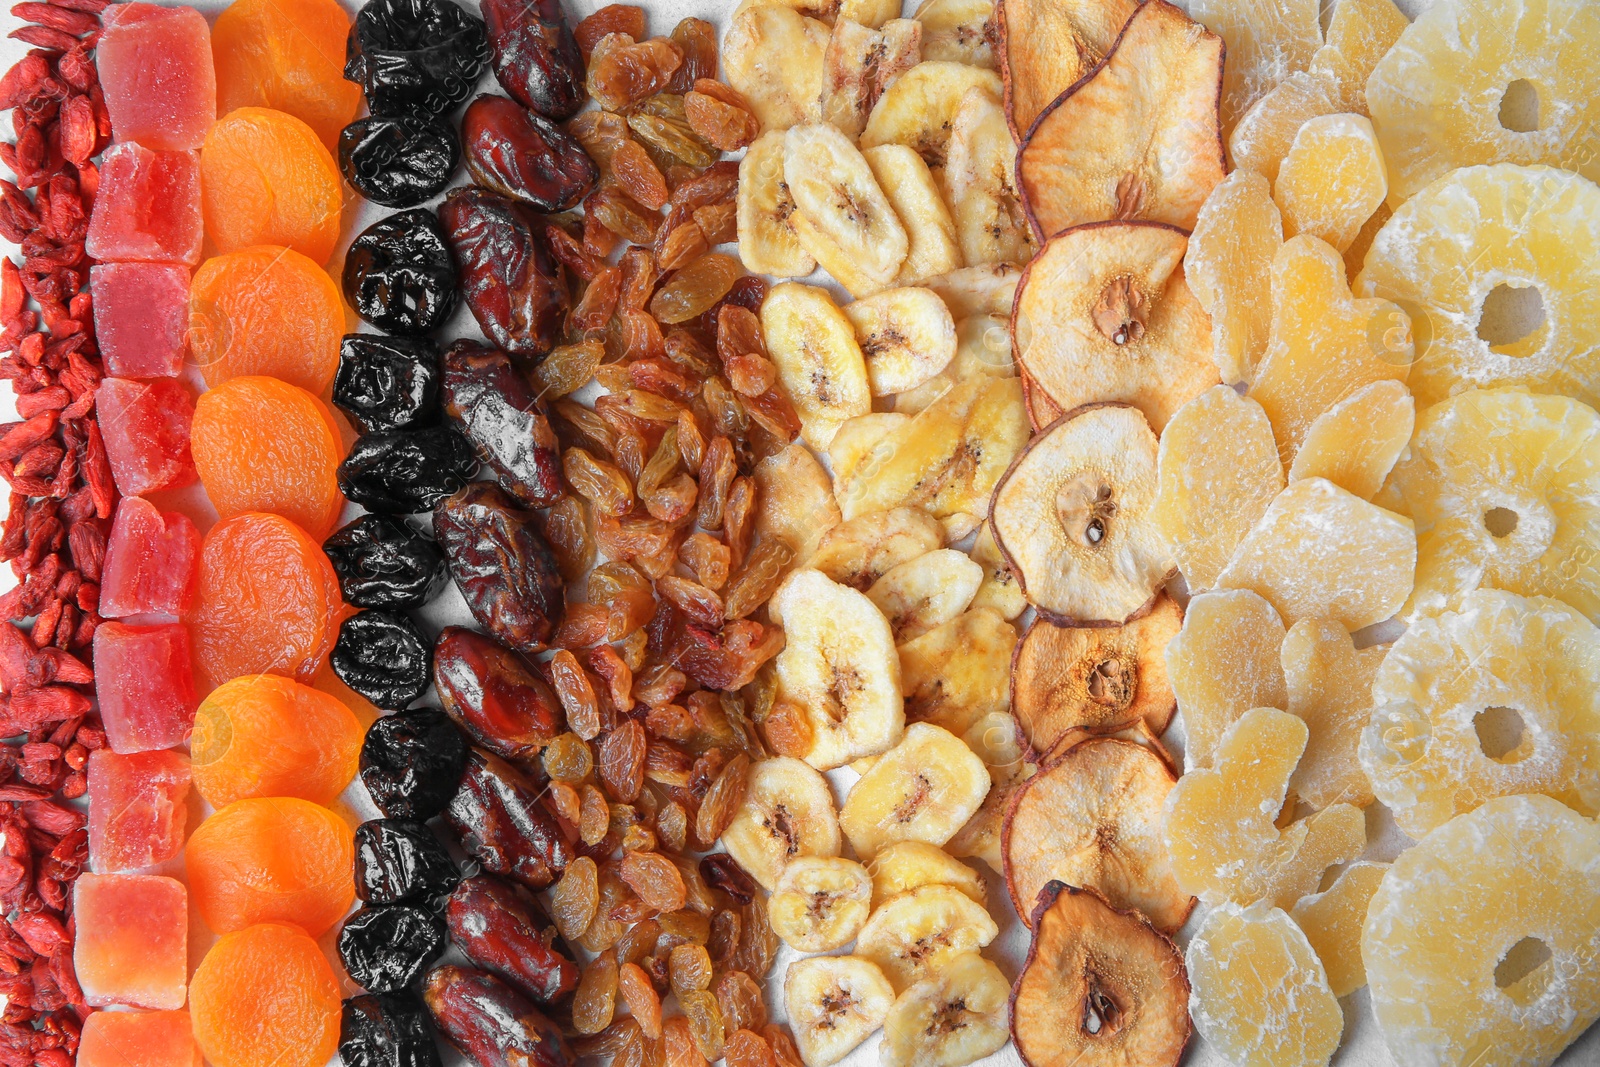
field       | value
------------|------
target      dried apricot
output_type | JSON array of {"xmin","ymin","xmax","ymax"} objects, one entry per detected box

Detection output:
[
  {"xmin": 189, "ymin": 245, "xmax": 346, "ymax": 395},
  {"xmin": 190, "ymin": 922, "xmax": 341, "ymax": 1067},
  {"xmin": 190, "ymin": 673, "xmax": 363, "ymax": 808},
  {"xmin": 201, "ymin": 108, "xmax": 345, "ymax": 264},
  {"xmin": 185, "ymin": 797, "xmax": 354, "ymax": 936},
  {"xmin": 212, "ymin": 0, "xmax": 361, "ymax": 149}
]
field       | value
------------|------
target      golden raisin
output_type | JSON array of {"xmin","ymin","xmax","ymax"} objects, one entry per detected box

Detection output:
[
  {"xmin": 573, "ymin": 949, "xmax": 619, "ymax": 1034},
  {"xmin": 619, "ymin": 962, "xmax": 664, "ymax": 1040},
  {"xmin": 552, "ymin": 855, "xmax": 600, "ymax": 941}
]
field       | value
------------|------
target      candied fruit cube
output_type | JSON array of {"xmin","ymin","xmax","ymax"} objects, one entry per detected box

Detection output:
[
  {"xmin": 94, "ymin": 622, "xmax": 197, "ymax": 754},
  {"xmin": 1273, "ymin": 113, "xmax": 1388, "ymax": 254},
  {"xmin": 1290, "ymin": 859, "xmax": 1388, "ymax": 997},
  {"xmin": 88, "ymin": 748, "xmax": 192, "ymax": 873},
  {"xmin": 96, "ymin": 2, "xmax": 216, "ymax": 151},
  {"xmin": 84, "ymin": 143, "xmax": 204, "ymax": 266},
  {"xmin": 91, "ymin": 263, "xmax": 191, "ymax": 379},
  {"xmin": 1281, "ymin": 618, "xmax": 1384, "ymax": 810},
  {"xmin": 1165, "ymin": 588, "xmax": 1287, "ymax": 771},
  {"xmin": 1228, "ymin": 69, "xmax": 1343, "ymax": 185},
  {"xmin": 1307, "ymin": 0, "xmax": 1408, "ymax": 116},
  {"xmin": 1287, "ymin": 378, "xmax": 1414, "ymax": 502},
  {"xmin": 100, "ymin": 496, "xmax": 201, "ymax": 618},
  {"xmin": 95, "ymin": 377, "xmax": 197, "ymax": 497},
  {"xmin": 74, "ymin": 872, "xmax": 188, "ymax": 1010},
  {"xmin": 79, "ymin": 1009, "xmax": 202, "ymax": 1067}
]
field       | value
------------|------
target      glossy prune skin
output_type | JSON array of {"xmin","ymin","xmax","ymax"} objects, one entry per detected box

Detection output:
[
  {"xmin": 446, "ymin": 748, "xmax": 571, "ymax": 890},
  {"xmin": 440, "ymin": 340, "xmax": 562, "ymax": 509},
  {"xmin": 345, "ymin": 0, "xmax": 489, "ymax": 118},
  {"xmin": 461, "ymin": 95, "xmax": 596, "ymax": 212},
  {"xmin": 433, "ymin": 625, "xmax": 561, "ymax": 763},
  {"xmin": 480, "ymin": 0, "xmax": 586, "ymax": 121},
  {"xmin": 433, "ymin": 483, "xmax": 564, "ymax": 652},
  {"xmin": 339, "ymin": 425, "xmax": 478, "ymax": 514},
  {"xmin": 446, "ymin": 876, "xmax": 579, "ymax": 1004},
  {"xmin": 355, "ymin": 819, "xmax": 462, "ymax": 904},
  {"xmin": 361, "ymin": 707, "xmax": 470, "ymax": 820},
  {"xmin": 341, "ymin": 992, "xmax": 443, "ymax": 1067},
  {"xmin": 333, "ymin": 609, "xmax": 434, "ymax": 709},
  {"xmin": 325, "ymin": 515, "xmax": 448, "ymax": 610},
  {"xmin": 335, "ymin": 335, "xmax": 441, "ymax": 434},
  {"xmin": 344, "ymin": 209, "xmax": 460, "ymax": 336},
  {"xmin": 340, "ymin": 903, "xmax": 449, "ymax": 994},
  {"xmin": 339, "ymin": 116, "xmax": 461, "ymax": 208},
  {"xmin": 437, "ymin": 187, "xmax": 567, "ymax": 364}
]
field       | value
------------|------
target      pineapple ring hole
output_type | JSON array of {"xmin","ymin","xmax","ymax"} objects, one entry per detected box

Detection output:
[
  {"xmin": 1473, "ymin": 706, "xmax": 1528, "ymax": 763},
  {"xmin": 1494, "ymin": 936, "xmax": 1554, "ymax": 1006},
  {"xmin": 1475, "ymin": 283, "xmax": 1546, "ymax": 352},
  {"xmin": 1483, "ymin": 506, "xmax": 1520, "ymax": 538},
  {"xmin": 1497, "ymin": 80, "xmax": 1542, "ymax": 133}
]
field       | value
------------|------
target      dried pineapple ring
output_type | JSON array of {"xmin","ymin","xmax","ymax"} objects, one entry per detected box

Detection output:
[
  {"xmin": 1366, "ymin": 0, "xmax": 1600, "ymax": 207},
  {"xmin": 1363, "ymin": 794, "xmax": 1600, "ymax": 1067},
  {"xmin": 1355, "ymin": 164, "xmax": 1600, "ymax": 411},
  {"xmin": 1387, "ymin": 388, "xmax": 1600, "ymax": 623},
  {"xmin": 1359, "ymin": 588, "xmax": 1600, "ymax": 837}
]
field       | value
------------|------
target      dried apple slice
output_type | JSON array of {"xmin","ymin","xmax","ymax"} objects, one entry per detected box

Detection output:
[
  {"xmin": 1011, "ymin": 882, "xmax": 1191, "ymax": 1067},
  {"xmin": 1016, "ymin": 0, "xmax": 1224, "ymax": 239},
  {"xmin": 1003, "ymin": 736, "xmax": 1193, "ymax": 933},
  {"xmin": 995, "ymin": 0, "xmax": 1138, "ymax": 138},
  {"xmin": 990, "ymin": 404, "xmax": 1173, "ymax": 626},
  {"xmin": 1012, "ymin": 222, "xmax": 1219, "ymax": 433},
  {"xmin": 1010, "ymin": 594, "xmax": 1180, "ymax": 757}
]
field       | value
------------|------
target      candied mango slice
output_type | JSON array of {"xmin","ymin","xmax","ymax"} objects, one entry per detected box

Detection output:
[
  {"xmin": 1186, "ymin": 169, "xmax": 1283, "ymax": 386},
  {"xmin": 1281, "ymin": 619, "xmax": 1385, "ymax": 810},
  {"xmin": 1165, "ymin": 589, "xmax": 1286, "ymax": 772},
  {"xmin": 1153, "ymin": 386, "xmax": 1284, "ymax": 593},
  {"xmin": 1190, "ymin": 0, "xmax": 1320, "ymax": 132},
  {"xmin": 1163, "ymin": 707, "xmax": 1367, "ymax": 908},
  {"xmin": 1274, "ymin": 113, "xmax": 1387, "ymax": 254},
  {"xmin": 1228, "ymin": 69, "xmax": 1343, "ymax": 184},
  {"xmin": 1290, "ymin": 860, "xmax": 1389, "ymax": 997},
  {"xmin": 1307, "ymin": 0, "xmax": 1408, "ymax": 115},
  {"xmin": 1288, "ymin": 379, "xmax": 1413, "ymax": 502},
  {"xmin": 1360, "ymin": 588, "xmax": 1600, "ymax": 837}
]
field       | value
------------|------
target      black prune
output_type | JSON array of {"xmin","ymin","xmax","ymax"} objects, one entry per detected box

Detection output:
[
  {"xmin": 325, "ymin": 515, "xmax": 449, "ymax": 610},
  {"xmin": 340, "ymin": 116, "xmax": 462, "ymax": 209},
  {"xmin": 361, "ymin": 707, "xmax": 470, "ymax": 820},
  {"xmin": 437, "ymin": 187, "xmax": 567, "ymax": 365},
  {"xmin": 440, "ymin": 340, "xmax": 562, "ymax": 509},
  {"xmin": 333, "ymin": 610, "xmax": 434, "ymax": 709},
  {"xmin": 335, "ymin": 335, "xmax": 442, "ymax": 434},
  {"xmin": 446, "ymin": 876, "xmax": 579, "ymax": 1004},
  {"xmin": 424, "ymin": 967, "xmax": 573, "ymax": 1067},
  {"xmin": 480, "ymin": 0, "xmax": 586, "ymax": 121},
  {"xmin": 433, "ymin": 626, "xmax": 562, "ymax": 763},
  {"xmin": 344, "ymin": 208, "xmax": 460, "ymax": 336},
  {"xmin": 446, "ymin": 749, "xmax": 571, "ymax": 890},
  {"xmin": 338, "ymin": 425, "xmax": 478, "ymax": 514},
  {"xmin": 341, "ymin": 991, "xmax": 444, "ymax": 1067},
  {"xmin": 340, "ymin": 903, "xmax": 449, "ymax": 994},
  {"xmin": 345, "ymin": 0, "xmax": 489, "ymax": 118},
  {"xmin": 461, "ymin": 95, "xmax": 597, "ymax": 213},
  {"xmin": 433, "ymin": 483, "xmax": 564, "ymax": 652},
  {"xmin": 355, "ymin": 819, "xmax": 462, "ymax": 904}
]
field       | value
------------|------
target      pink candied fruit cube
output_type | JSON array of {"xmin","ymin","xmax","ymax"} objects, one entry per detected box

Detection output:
[
  {"xmin": 73, "ymin": 873, "xmax": 188, "ymax": 1010},
  {"xmin": 95, "ymin": 378, "xmax": 197, "ymax": 497},
  {"xmin": 79, "ymin": 1010, "xmax": 203, "ymax": 1067},
  {"xmin": 85, "ymin": 143, "xmax": 203, "ymax": 265},
  {"xmin": 100, "ymin": 496, "xmax": 201, "ymax": 618},
  {"xmin": 96, "ymin": 3, "xmax": 215, "ymax": 152},
  {"xmin": 88, "ymin": 748, "xmax": 192, "ymax": 873},
  {"xmin": 91, "ymin": 263, "xmax": 191, "ymax": 378},
  {"xmin": 94, "ymin": 622, "xmax": 196, "ymax": 754}
]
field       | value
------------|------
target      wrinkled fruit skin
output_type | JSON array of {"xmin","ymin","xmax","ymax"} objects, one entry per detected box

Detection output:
[
  {"xmin": 334, "ymin": 335, "xmax": 442, "ymax": 434},
  {"xmin": 700, "ymin": 853, "xmax": 757, "ymax": 905},
  {"xmin": 462, "ymin": 94, "xmax": 597, "ymax": 213},
  {"xmin": 438, "ymin": 187, "xmax": 568, "ymax": 363},
  {"xmin": 424, "ymin": 966, "xmax": 574, "ymax": 1067},
  {"xmin": 345, "ymin": 0, "xmax": 490, "ymax": 118},
  {"xmin": 480, "ymin": 0, "xmax": 586, "ymax": 121},
  {"xmin": 344, "ymin": 208, "xmax": 461, "ymax": 336},
  {"xmin": 441, "ymin": 340, "xmax": 562, "ymax": 509},
  {"xmin": 446, "ymin": 875, "xmax": 580, "ymax": 1004},
  {"xmin": 339, "ymin": 116, "xmax": 462, "ymax": 208},
  {"xmin": 355, "ymin": 818, "xmax": 463, "ymax": 904},
  {"xmin": 434, "ymin": 482, "xmax": 564, "ymax": 652},
  {"xmin": 333, "ymin": 609, "xmax": 434, "ymax": 709},
  {"xmin": 325, "ymin": 514, "xmax": 449, "ymax": 610},
  {"xmin": 340, "ymin": 903, "xmax": 450, "ymax": 994},
  {"xmin": 446, "ymin": 748, "xmax": 572, "ymax": 890},
  {"xmin": 434, "ymin": 625, "xmax": 562, "ymax": 762},
  {"xmin": 361, "ymin": 706, "xmax": 470, "ymax": 821},
  {"xmin": 340, "ymin": 991, "xmax": 444, "ymax": 1067},
  {"xmin": 338, "ymin": 425, "xmax": 479, "ymax": 514}
]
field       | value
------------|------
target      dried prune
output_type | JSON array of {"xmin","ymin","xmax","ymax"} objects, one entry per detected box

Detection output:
[
  {"xmin": 356, "ymin": 818, "xmax": 462, "ymax": 904},
  {"xmin": 334, "ymin": 609, "xmax": 435, "ymax": 708},
  {"xmin": 439, "ymin": 187, "xmax": 569, "ymax": 363},
  {"xmin": 339, "ymin": 425, "xmax": 479, "ymax": 514},
  {"xmin": 481, "ymin": 0, "xmax": 587, "ymax": 121},
  {"xmin": 344, "ymin": 209, "xmax": 461, "ymax": 336},
  {"xmin": 434, "ymin": 482, "xmax": 565, "ymax": 652},
  {"xmin": 362, "ymin": 706, "xmax": 471, "ymax": 820},
  {"xmin": 340, "ymin": 991, "xmax": 444, "ymax": 1067},
  {"xmin": 463, "ymin": 95, "xmax": 598, "ymax": 213},
  {"xmin": 345, "ymin": 0, "xmax": 490, "ymax": 118},
  {"xmin": 434, "ymin": 625, "xmax": 562, "ymax": 762},
  {"xmin": 341, "ymin": 903, "xmax": 449, "ymax": 993},
  {"xmin": 425, "ymin": 966, "xmax": 574, "ymax": 1067},
  {"xmin": 335, "ymin": 335, "xmax": 442, "ymax": 434},
  {"xmin": 447, "ymin": 875, "xmax": 580, "ymax": 1004},
  {"xmin": 447, "ymin": 748, "xmax": 573, "ymax": 889},
  {"xmin": 339, "ymin": 116, "xmax": 462, "ymax": 208},
  {"xmin": 326, "ymin": 515, "xmax": 449, "ymax": 610},
  {"xmin": 441, "ymin": 340, "xmax": 562, "ymax": 509}
]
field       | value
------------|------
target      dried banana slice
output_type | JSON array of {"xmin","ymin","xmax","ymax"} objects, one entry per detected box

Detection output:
[
  {"xmin": 738, "ymin": 129, "xmax": 816, "ymax": 277},
  {"xmin": 784, "ymin": 123, "xmax": 910, "ymax": 297},
  {"xmin": 843, "ymin": 287, "xmax": 959, "ymax": 396},
  {"xmin": 921, "ymin": 263, "xmax": 1020, "ymax": 320},
  {"xmin": 868, "ymin": 840, "xmax": 987, "ymax": 908},
  {"xmin": 860, "ymin": 60, "xmax": 1004, "ymax": 167},
  {"xmin": 785, "ymin": 955, "xmax": 895, "ymax": 1067},
  {"xmin": 721, "ymin": 755, "xmax": 843, "ymax": 891},
  {"xmin": 839, "ymin": 722, "xmax": 991, "ymax": 858},
  {"xmin": 915, "ymin": 0, "xmax": 996, "ymax": 68},
  {"xmin": 753, "ymin": 442, "xmax": 841, "ymax": 566},
  {"xmin": 761, "ymin": 282, "xmax": 871, "ymax": 449},
  {"xmin": 944, "ymin": 86, "xmax": 1034, "ymax": 267},
  {"xmin": 898, "ymin": 607, "xmax": 1017, "ymax": 737},
  {"xmin": 724, "ymin": 6, "xmax": 829, "ymax": 131},
  {"xmin": 855, "ymin": 883, "xmax": 999, "ymax": 989},
  {"xmin": 768, "ymin": 855, "xmax": 873, "ymax": 952},
  {"xmin": 821, "ymin": 17, "xmax": 923, "ymax": 139},
  {"xmin": 880, "ymin": 953, "xmax": 1010, "ymax": 1067},
  {"xmin": 866, "ymin": 548, "xmax": 984, "ymax": 643},
  {"xmin": 863, "ymin": 144, "xmax": 965, "ymax": 285},
  {"xmin": 809, "ymin": 507, "xmax": 946, "ymax": 591}
]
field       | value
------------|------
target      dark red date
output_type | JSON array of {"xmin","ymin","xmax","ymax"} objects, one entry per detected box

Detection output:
[
  {"xmin": 481, "ymin": 0, "xmax": 587, "ymax": 121},
  {"xmin": 439, "ymin": 187, "xmax": 569, "ymax": 364},
  {"xmin": 424, "ymin": 965, "xmax": 574, "ymax": 1067},
  {"xmin": 446, "ymin": 749, "xmax": 572, "ymax": 890},
  {"xmin": 434, "ymin": 626, "xmax": 562, "ymax": 763},
  {"xmin": 462, "ymin": 94, "xmax": 598, "ymax": 213},
  {"xmin": 441, "ymin": 340, "xmax": 563, "ymax": 509},
  {"xmin": 446, "ymin": 875, "xmax": 580, "ymax": 1004},
  {"xmin": 435, "ymin": 482, "xmax": 565, "ymax": 654}
]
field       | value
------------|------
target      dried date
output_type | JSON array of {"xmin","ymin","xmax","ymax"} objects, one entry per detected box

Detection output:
[
  {"xmin": 446, "ymin": 875, "xmax": 580, "ymax": 1004},
  {"xmin": 446, "ymin": 748, "xmax": 572, "ymax": 890},
  {"xmin": 440, "ymin": 340, "xmax": 562, "ymax": 508},
  {"xmin": 434, "ymin": 482, "xmax": 565, "ymax": 653},
  {"xmin": 424, "ymin": 966, "xmax": 574, "ymax": 1067},
  {"xmin": 439, "ymin": 187, "xmax": 569, "ymax": 364},
  {"xmin": 462, "ymin": 94, "xmax": 598, "ymax": 212},
  {"xmin": 481, "ymin": 0, "xmax": 588, "ymax": 120},
  {"xmin": 434, "ymin": 625, "xmax": 562, "ymax": 762}
]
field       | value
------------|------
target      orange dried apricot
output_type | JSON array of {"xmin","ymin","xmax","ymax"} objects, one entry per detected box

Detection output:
[
  {"xmin": 200, "ymin": 108, "xmax": 344, "ymax": 265},
  {"xmin": 185, "ymin": 797, "xmax": 354, "ymax": 936},
  {"xmin": 190, "ymin": 922, "xmax": 341, "ymax": 1067},
  {"xmin": 189, "ymin": 245, "xmax": 345, "ymax": 395},
  {"xmin": 212, "ymin": 0, "xmax": 361, "ymax": 150},
  {"xmin": 191, "ymin": 673, "xmax": 363, "ymax": 808}
]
